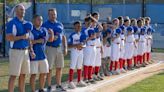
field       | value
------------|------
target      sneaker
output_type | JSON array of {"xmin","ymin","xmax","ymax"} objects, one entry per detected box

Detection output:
[
  {"xmin": 141, "ymin": 63, "xmax": 146, "ymax": 67},
  {"xmin": 100, "ymin": 73, "xmax": 105, "ymax": 77},
  {"xmin": 113, "ymin": 70, "xmax": 120, "ymax": 75},
  {"xmin": 47, "ymin": 86, "xmax": 51, "ymax": 92},
  {"xmin": 88, "ymin": 79, "xmax": 97, "ymax": 84},
  {"xmin": 68, "ymin": 82, "xmax": 76, "ymax": 89},
  {"xmin": 39, "ymin": 89, "xmax": 44, "ymax": 92},
  {"xmin": 134, "ymin": 65, "xmax": 140, "ymax": 69},
  {"xmin": 93, "ymin": 75, "xmax": 100, "ymax": 81},
  {"xmin": 108, "ymin": 71, "xmax": 113, "ymax": 76},
  {"xmin": 83, "ymin": 79, "xmax": 90, "ymax": 85},
  {"xmin": 97, "ymin": 75, "xmax": 104, "ymax": 80},
  {"xmin": 120, "ymin": 68, "xmax": 126, "ymax": 73},
  {"xmin": 56, "ymin": 85, "xmax": 67, "ymax": 91},
  {"xmin": 77, "ymin": 80, "xmax": 87, "ymax": 87}
]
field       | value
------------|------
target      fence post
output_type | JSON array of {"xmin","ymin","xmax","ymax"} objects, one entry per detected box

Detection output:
[
  {"xmin": 2, "ymin": 0, "xmax": 6, "ymax": 57},
  {"xmin": 33, "ymin": 0, "xmax": 36, "ymax": 16},
  {"xmin": 142, "ymin": 0, "xmax": 146, "ymax": 17}
]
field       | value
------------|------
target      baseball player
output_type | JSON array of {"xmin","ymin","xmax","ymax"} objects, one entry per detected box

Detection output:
[
  {"xmin": 124, "ymin": 26, "xmax": 136, "ymax": 70},
  {"xmin": 119, "ymin": 25, "xmax": 126, "ymax": 73},
  {"xmin": 6, "ymin": 4, "xmax": 35, "ymax": 92},
  {"xmin": 82, "ymin": 17, "xmax": 97, "ymax": 84},
  {"xmin": 101, "ymin": 22, "xmax": 112, "ymax": 76},
  {"xmin": 110, "ymin": 28, "xmax": 122, "ymax": 75},
  {"xmin": 91, "ymin": 12, "xmax": 104, "ymax": 81},
  {"xmin": 146, "ymin": 27, "xmax": 154, "ymax": 63},
  {"xmin": 137, "ymin": 19, "xmax": 147, "ymax": 67},
  {"xmin": 29, "ymin": 15, "xmax": 54, "ymax": 92},
  {"xmin": 67, "ymin": 21, "xmax": 87, "ymax": 89},
  {"xmin": 144, "ymin": 17, "xmax": 154, "ymax": 64},
  {"xmin": 131, "ymin": 18, "xmax": 140, "ymax": 68},
  {"xmin": 138, "ymin": 27, "xmax": 147, "ymax": 67}
]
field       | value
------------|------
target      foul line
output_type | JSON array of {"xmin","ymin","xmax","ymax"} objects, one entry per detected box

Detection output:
[{"xmin": 88, "ymin": 61, "xmax": 163, "ymax": 91}]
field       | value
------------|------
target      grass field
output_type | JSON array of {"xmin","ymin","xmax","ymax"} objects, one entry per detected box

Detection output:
[
  {"xmin": 0, "ymin": 55, "xmax": 71, "ymax": 92},
  {"xmin": 120, "ymin": 72, "xmax": 164, "ymax": 92},
  {"xmin": 0, "ymin": 49, "xmax": 164, "ymax": 92}
]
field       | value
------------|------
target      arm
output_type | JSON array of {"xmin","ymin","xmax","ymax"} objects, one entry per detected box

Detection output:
[
  {"xmin": 6, "ymin": 33, "xmax": 28, "ymax": 41},
  {"xmin": 47, "ymin": 28, "xmax": 54, "ymax": 42},
  {"xmin": 62, "ymin": 35, "xmax": 68, "ymax": 56},
  {"xmin": 90, "ymin": 16, "xmax": 103, "ymax": 31},
  {"xmin": 31, "ymin": 38, "xmax": 45, "ymax": 44}
]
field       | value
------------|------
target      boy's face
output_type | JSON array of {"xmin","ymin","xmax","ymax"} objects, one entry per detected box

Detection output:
[
  {"xmin": 74, "ymin": 23, "xmax": 81, "ymax": 32},
  {"xmin": 34, "ymin": 16, "xmax": 43, "ymax": 27},
  {"xmin": 93, "ymin": 14, "xmax": 99, "ymax": 21},
  {"xmin": 48, "ymin": 10, "xmax": 57, "ymax": 21},
  {"xmin": 125, "ymin": 21, "xmax": 130, "ymax": 26}
]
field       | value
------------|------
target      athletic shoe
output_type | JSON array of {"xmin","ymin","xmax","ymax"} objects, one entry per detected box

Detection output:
[
  {"xmin": 56, "ymin": 85, "xmax": 67, "ymax": 91},
  {"xmin": 83, "ymin": 79, "xmax": 90, "ymax": 85},
  {"xmin": 39, "ymin": 89, "xmax": 45, "ymax": 92},
  {"xmin": 108, "ymin": 71, "xmax": 113, "ymax": 76},
  {"xmin": 93, "ymin": 75, "xmax": 101, "ymax": 81},
  {"xmin": 141, "ymin": 63, "xmax": 146, "ymax": 67},
  {"xmin": 68, "ymin": 82, "xmax": 76, "ymax": 89},
  {"xmin": 120, "ymin": 68, "xmax": 126, "ymax": 73},
  {"xmin": 115, "ymin": 69, "xmax": 120, "ymax": 75},
  {"xmin": 100, "ymin": 73, "xmax": 105, "ymax": 77},
  {"xmin": 97, "ymin": 75, "xmax": 104, "ymax": 80},
  {"xmin": 77, "ymin": 80, "xmax": 87, "ymax": 87},
  {"xmin": 88, "ymin": 79, "xmax": 97, "ymax": 84},
  {"xmin": 47, "ymin": 86, "xmax": 51, "ymax": 92}
]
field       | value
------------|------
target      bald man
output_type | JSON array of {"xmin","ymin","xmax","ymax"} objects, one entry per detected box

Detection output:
[{"xmin": 6, "ymin": 4, "xmax": 35, "ymax": 92}]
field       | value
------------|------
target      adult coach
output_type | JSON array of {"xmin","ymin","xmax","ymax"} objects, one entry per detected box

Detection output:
[
  {"xmin": 6, "ymin": 4, "xmax": 35, "ymax": 92},
  {"xmin": 42, "ymin": 8, "xmax": 67, "ymax": 91}
]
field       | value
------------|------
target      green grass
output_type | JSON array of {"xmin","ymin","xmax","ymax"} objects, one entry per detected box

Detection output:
[
  {"xmin": 152, "ymin": 48, "xmax": 164, "ymax": 53},
  {"xmin": 120, "ymin": 72, "xmax": 164, "ymax": 92},
  {"xmin": 0, "ymin": 54, "xmax": 72, "ymax": 92}
]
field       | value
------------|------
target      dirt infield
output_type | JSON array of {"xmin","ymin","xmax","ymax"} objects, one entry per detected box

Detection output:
[{"xmin": 64, "ymin": 53, "xmax": 164, "ymax": 92}]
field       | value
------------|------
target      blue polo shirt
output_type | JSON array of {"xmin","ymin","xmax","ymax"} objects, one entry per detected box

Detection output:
[
  {"xmin": 42, "ymin": 20, "xmax": 64, "ymax": 47},
  {"xmin": 68, "ymin": 32, "xmax": 86, "ymax": 45},
  {"xmin": 6, "ymin": 17, "xmax": 32, "ymax": 49},
  {"xmin": 30, "ymin": 27, "xmax": 49, "ymax": 61}
]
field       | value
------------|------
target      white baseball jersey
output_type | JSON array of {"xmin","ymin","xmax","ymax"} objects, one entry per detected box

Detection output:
[
  {"xmin": 124, "ymin": 34, "xmax": 135, "ymax": 59},
  {"xmin": 111, "ymin": 35, "xmax": 121, "ymax": 61},
  {"xmin": 68, "ymin": 32, "xmax": 85, "ymax": 69},
  {"xmin": 138, "ymin": 34, "xmax": 146, "ymax": 55},
  {"xmin": 120, "ymin": 34, "xmax": 125, "ymax": 59}
]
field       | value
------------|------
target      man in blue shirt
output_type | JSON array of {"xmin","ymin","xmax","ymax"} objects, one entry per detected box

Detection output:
[
  {"xmin": 42, "ymin": 8, "xmax": 67, "ymax": 91},
  {"xmin": 29, "ymin": 15, "xmax": 54, "ymax": 92},
  {"xmin": 6, "ymin": 4, "xmax": 35, "ymax": 92}
]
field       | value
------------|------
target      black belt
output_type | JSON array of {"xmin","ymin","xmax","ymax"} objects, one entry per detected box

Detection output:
[
  {"xmin": 47, "ymin": 45, "xmax": 60, "ymax": 48},
  {"xmin": 11, "ymin": 48, "xmax": 28, "ymax": 50}
]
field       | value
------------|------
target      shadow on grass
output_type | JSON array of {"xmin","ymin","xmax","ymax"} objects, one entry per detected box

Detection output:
[{"xmin": 0, "ymin": 71, "xmax": 78, "ymax": 92}]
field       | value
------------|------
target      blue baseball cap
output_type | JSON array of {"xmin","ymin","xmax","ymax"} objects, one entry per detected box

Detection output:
[
  {"xmin": 116, "ymin": 28, "xmax": 122, "ymax": 34},
  {"xmin": 127, "ymin": 26, "xmax": 133, "ymax": 32}
]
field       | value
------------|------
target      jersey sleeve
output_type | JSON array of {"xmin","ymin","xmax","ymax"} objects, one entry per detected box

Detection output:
[
  {"xmin": 44, "ymin": 28, "xmax": 49, "ymax": 41},
  {"xmin": 6, "ymin": 22, "xmax": 14, "ymax": 34},
  {"xmin": 68, "ymin": 34, "xmax": 73, "ymax": 45},
  {"xmin": 24, "ymin": 21, "xmax": 33, "ymax": 32}
]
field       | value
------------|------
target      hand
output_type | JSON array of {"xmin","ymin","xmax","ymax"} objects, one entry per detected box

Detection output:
[
  {"xmin": 48, "ymin": 28, "xmax": 54, "ymax": 34},
  {"xmin": 63, "ymin": 48, "xmax": 68, "ymax": 56},
  {"xmin": 37, "ymin": 38, "xmax": 45, "ymax": 44},
  {"xmin": 21, "ymin": 33, "xmax": 29, "ymax": 40},
  {"xmin": 30, "ymin": 51, "xmax": 36, "ymax": 59}
]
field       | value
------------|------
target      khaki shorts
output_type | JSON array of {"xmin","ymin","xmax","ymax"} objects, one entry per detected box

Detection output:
[
  {"xmin": 30, "ymin": 59, "xmax": 49, "ymax": 74},
  {"xmin": 9, "ymin": 49, "xmax": 30, "ymax": 76},
  {"xmin": 46, "ymin": 46, "xmax": 64, "ymax": 69}
]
